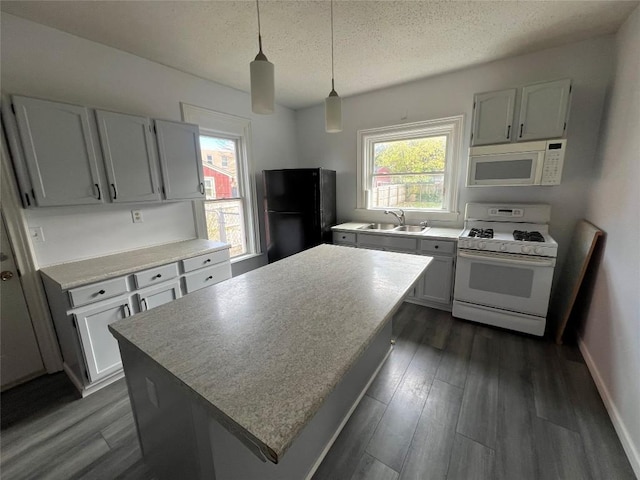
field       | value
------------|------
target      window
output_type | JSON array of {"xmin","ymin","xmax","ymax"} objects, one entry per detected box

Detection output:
[
  {"xmin": 181, "ymin": 104, "xmax": 259, "ymax": 260},
  {"xmin": 357, "ymin": 116, "xmax": 463, "ymax": 218}
]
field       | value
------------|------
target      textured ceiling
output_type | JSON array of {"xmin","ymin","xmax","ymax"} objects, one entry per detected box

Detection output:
[{"xmin": 1, "ymin": 1, "xmax": 638, "ymax": 109}]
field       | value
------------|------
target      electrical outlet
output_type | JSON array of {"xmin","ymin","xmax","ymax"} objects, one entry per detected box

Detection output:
[
  {"xmin": 29, "ymin": 226, "xmax": 45, "ymax": 243},
  {"xmin": 131, "ymin": 210, "xmax": 144, "ymax": 223}
]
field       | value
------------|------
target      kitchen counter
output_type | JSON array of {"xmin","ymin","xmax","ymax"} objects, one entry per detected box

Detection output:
[
  {"xmin": 40, "ymin": 239, "xmax": 229, "ymax": 289},
  {"xmin": 332, "ymin": 222, "xmax": 462, "ymax": 241},
  {"xmin": 109, "ymin": 244, "xmax": 431, "ymax": 479}
]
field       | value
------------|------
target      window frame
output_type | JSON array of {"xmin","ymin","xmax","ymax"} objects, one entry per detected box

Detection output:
[
  {"xmin": 181, "ymin": 103, "xmax": 260, "ymax": 260},
  {"xmin": 356, "ymin": 115, "xmax": 463, "ymax": 220}
]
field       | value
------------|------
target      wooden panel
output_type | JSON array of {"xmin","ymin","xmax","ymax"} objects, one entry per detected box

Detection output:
[
  {"xmin": 518, "ymin": 79, "xmax": 571, "ymax": 141},
  {"xmin": 549, "ymin": 219, "xmax": 603, "ymax": 344},
  {"xmin": 447, "ymin": 434, "xmax": 496, "ymax": 480},
  {"xmin": 471, "ymin": 88, "xmax": 516, "ymax": 146},
  {"xmin": 435, "ymin": 320, "xmax": 474, "ymax": 388},
  {"xmin": 351, "ymin": 453, "xmax": 399, "ymax": 480}
]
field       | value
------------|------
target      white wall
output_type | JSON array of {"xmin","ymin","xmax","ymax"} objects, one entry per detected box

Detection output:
[
  {"xmin": 1, "ymin": 13, "xmax": 299, "ymax": 268},
  {"xmin": 581, "ymin": 6, "xmax": 640, "ymax": 476},
  {"xmin": 295, "ymin": 35, "xmax": 615, "ymax": 270}
]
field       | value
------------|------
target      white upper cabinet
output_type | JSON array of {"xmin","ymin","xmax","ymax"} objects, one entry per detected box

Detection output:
[
  {"xmin": 155, "ymin": 120, "xmax": 205, "ymax": 201},
  {"xmin": 517, "ymin": 79, "xmax": 571, "ymax": 142},
  {"xmin": 12, "ymin": 95, "xmax": 104, "ymax": 206},
  {"xmin": 95, "ymin": 110, "xmax": 161, "ymax": 203},
  {"xmin": 471, "ymin": 89, "xmax": 516, "ymax": 146}
]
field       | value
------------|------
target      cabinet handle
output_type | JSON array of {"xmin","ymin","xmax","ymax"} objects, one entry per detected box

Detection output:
[
  {"xmin": 204, "ymin": 259, "xmax": 211, "ymax": 263},
  {"xmin": 435, "ymin": 245, "xmax": 439, "ymax": 249},
  {"xmin": 123, "ymin": 304, "xmax": 131, "ymax": 317},
  {"xmin": 506, "ymin": 125, "xmax": 511, "ymax": 139},
  {"xmin": 98, "ymin": 289, "xmax": 106, "ymax": 295},
  {"xmin": 95, "ymin": 184, "xmax": 101, "ymax": 200},
  {"xmin": 154, "ymin": 274, "xmax": 162, "ymax": 279},
  {"xmin": 111, "ymin": 183, "xmax": 117, "ymax": 200},
  {"xmin": 206, "ymin": 276, "xmax": 213, "ymax": 281},
  {"xmin": 141, "ymin": 298, "xmax": 148, "ymax": 311},
  {"xmin": 519, "ymin": 123, "xmax": 524, "ymax": 138},
  {"xmin": 199, "ymin": 182, "xmax": 205, "ymax": 195}
]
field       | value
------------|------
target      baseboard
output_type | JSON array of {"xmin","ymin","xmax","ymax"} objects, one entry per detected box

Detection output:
[{"xmin": 578, "ymin": 338, "xmax": 640, "ymax": 478}]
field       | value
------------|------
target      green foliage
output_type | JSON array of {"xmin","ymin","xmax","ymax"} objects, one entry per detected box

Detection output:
[{"xmin": 374, "ymin": 136, "xmax": 446, "ymax": 174}]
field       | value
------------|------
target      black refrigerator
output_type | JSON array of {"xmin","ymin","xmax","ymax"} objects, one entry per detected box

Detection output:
[{"xmin": 263, "ymin": 168, "xmax": 336, "ymax": 263}]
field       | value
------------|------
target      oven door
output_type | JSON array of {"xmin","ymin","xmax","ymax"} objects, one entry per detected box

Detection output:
[{"xmin": 454, "ymin": 249, "xmax": 555, "ymax": 316}]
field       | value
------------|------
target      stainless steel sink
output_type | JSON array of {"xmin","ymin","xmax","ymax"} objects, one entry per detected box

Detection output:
[
  {"xmin": 394, "ymin": 225, "xmax": 427, "ymax": 233},
  {"xmin": 359, "ymin": 223, "xmax": 397, "ymax": 230}
]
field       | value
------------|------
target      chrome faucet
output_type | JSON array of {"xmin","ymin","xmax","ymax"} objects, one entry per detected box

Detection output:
[{"xmin": 384, "ymin": 209, "xmax": 405, "ymax": 226}]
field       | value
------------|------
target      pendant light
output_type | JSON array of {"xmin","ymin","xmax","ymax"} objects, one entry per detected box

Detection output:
[
  {"xmin": 325, "ymin": 0, "xmax": 342, "ymax": 132},
  {"xmin": 250, "ymin": 0, "xmax": 274, "ymax": 114}
]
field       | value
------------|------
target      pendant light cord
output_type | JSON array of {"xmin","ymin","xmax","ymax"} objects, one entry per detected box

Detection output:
[
  {"xmin": 256, "ymin": 0, "xmax": 263, "ymax": 53},
  {"xmin": 330, "ymin": 0, "xmax": 335, "ymax": 90}
]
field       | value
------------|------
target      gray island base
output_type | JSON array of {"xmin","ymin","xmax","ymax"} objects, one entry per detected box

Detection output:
[{"xmin": 110, "ymin": 245, "xmax": 432, "ymax": 479}]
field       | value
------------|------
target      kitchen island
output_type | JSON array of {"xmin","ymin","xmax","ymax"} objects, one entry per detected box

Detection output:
[{"xmin": 109, "ymin": 244, "xmax": 431, "ymax": 480}]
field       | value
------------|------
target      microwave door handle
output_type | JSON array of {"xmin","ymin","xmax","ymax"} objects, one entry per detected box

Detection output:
[{"xmin": 458, "ymin": 250, "xmax": 555, "ymax": 267}]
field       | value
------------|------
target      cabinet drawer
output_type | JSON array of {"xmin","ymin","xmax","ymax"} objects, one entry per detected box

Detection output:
[
  {"xmin": 419, "ymin": 239, "xmax": 455, "ymax": 255},
  {"xmin": 134, "ymin": 263, "xmax": 178, "ymax": 289},
  {"xmin": 183, "ymin": 262, "xmax": 231, "ymax": 294},
  {"xmin": 333, "ymin": 232, "xmax": 356, "ymax": 244},
  {"xmin": 68, "ymin": 277, "xmax": 128, "ymax": 308},
  {"xmin": 358, "ymin": 233, "xmax": 417, "ymax": 252},
  {"xmin": 182, "ymin": 249, "xmax": 230, "ymax": 273}
]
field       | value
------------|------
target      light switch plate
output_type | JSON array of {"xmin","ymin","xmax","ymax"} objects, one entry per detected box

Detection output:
[
  {"xmin": 29, "ymin": 226, "xmax": 45, "ymax": 243},
  {"xmin": 131, "ymin": 210, "xmax": 144, "ymax": 223}
]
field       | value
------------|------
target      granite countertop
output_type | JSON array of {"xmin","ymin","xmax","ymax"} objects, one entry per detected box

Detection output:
[
  {"xmin": 109, "ymin": 244, "xmax": 431, "ymax": 464},
  {"xmin": 40, "ymin": 239, "xmax": 230, "ymax": 290},
  {"xmin": 332, "ymin": 222, "xmax": 462, "ymax": 240}
]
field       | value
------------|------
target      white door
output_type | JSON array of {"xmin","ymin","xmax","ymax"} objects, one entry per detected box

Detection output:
[
  {"xmin": 517, "ymin": 79, "xmax": 571, "ymax": 141},
  {"xmin": 137, "ymin": 281, "xmax": 181, "ymax": 312},
  {"xmin": 1, "ymin": 215, "xmax": 45, "ymax": 390},
  {"xmin": 95, "ymin": 110, "xmax": 161, "ymax": 203},
  {"xmin": 471, "ymin": 88, "xmax": 516, "ymax": 146},
  {"xmin": 155, "ymin": 120, "xmax": 205, "ymax": 200},
  {"xmin": 419, "ymin": 256, "xmax": 453, "ymax": 304},
  {"xmin": 12, "ymin": 95, "xmax": 104, "ymax": 206}
]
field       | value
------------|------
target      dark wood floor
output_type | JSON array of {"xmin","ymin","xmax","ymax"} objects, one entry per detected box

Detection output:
[{"xmin": 1, "ymin": 304, "xmax": 635, "ymax": 480}]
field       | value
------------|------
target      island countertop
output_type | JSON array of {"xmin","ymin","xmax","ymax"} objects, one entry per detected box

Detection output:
[
  {"xmin": 40, "ymin": 239, "xmax": 229, "ymax": 289},
  {"xmin": 109, "ymin": 244, "xmax": 431, "ymax": 464}
]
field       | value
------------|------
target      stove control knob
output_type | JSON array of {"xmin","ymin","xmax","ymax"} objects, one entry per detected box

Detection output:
[
  {"xmin": 534, "ymin": 247, "xmax": 543, "ymax": 255},
  {"xmin": 521, "ymin": 246, "xmax": 531, "ymax": 254},
  {"xmin": 478, "ymin": 241, "xmax": 486, "ymax": 249}
]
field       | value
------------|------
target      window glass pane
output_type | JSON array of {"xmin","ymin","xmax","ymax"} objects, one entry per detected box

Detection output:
[
  {"xmin": 204, "ymin": 199, "xmax": 247, "ymax": 257},
  {"xmin": 373, "ymin": 136, "xmax": 446, "ymax": 174},
  {"xmin": 200, "ymin": 136, "xmax": 239, "ymax": 200},
  {"xmin": 370, "ymin": 174, "xmax": 445, "ymax": 210}
]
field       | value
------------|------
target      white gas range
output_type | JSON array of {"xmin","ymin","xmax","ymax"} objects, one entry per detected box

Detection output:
[{"xmin": 452, "ymin": 203, "xmax": 558, "ymax": 336}]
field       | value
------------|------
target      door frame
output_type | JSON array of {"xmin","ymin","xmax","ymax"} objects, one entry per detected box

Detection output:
[{"xmin": 1, "ymin": 123, "xmax": 63, "ymax": 373}]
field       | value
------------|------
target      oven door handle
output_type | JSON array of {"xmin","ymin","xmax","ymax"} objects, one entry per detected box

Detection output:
[{"xmin": 458, "ymin": 250, "xmax": 556, "ymax": 267}]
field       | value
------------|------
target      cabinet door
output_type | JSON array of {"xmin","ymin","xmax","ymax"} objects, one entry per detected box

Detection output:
[
  {"xmin": 12, "ymin": 96, "xmax": 104, "ymax": 206},
  {"xmin": 73, "ymin": 297, "xmax": 132, "ymax": 383},
  {"xmin": 95, "ymin": 110, "xmax": 161, "ymax": 203},
  {"xmin": 155, "ymin": 120, "xmax": 205, "ymax": 200},
  {"xmin": 517, "ymin": 79, "xmax": 571, "ymax": 141},
  {"xmin": 137, "ymin": 281, "xmax": 181, "ymax": 312},
  {"xmin": 419, "ymin": 256, "xmax": 453, "ymax": 305},
  {"xmin": 471, "ymin": 89, "xmax": 516, "ymax": 146}
]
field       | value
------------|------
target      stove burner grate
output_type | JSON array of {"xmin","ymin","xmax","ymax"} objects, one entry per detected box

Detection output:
[
  {"xmin": 513, "ymin": 230, "xmax": 545, "ymax": 242},
  {"xmin": 469, "ymin": 228, "xmax": 494, "ymax": 239}
]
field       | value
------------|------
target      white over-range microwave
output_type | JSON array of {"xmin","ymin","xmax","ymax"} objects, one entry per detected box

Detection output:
[{"xmin": 467, "ymin": 139, "xmax": 566, "ymax": 187}]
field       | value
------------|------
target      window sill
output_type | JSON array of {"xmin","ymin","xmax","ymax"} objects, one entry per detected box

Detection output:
[{"xmin": 230, "ymin": 252, "xmax": 263, "ymax": 264}]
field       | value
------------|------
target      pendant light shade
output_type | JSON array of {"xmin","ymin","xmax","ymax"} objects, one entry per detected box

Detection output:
[
  {"xmin": 325, "ymin": 84, "xmax": 342, "ymax": 132},
  {"xmin": 325, "ymin": 0, "xmax": 342, "ymax": 132},
  {"xmin": 250, "ymin": 0, "xmax": 274, "ymax": 115}
]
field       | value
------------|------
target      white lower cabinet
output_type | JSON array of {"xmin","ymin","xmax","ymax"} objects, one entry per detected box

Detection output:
[
  {"xmin": 137, "ymin": 280, "xmax": 181, "ymax": 311},
  {"xmin": 418, "ymin": 256, "xmax": 454, "ymax": 305},
  {"xmin": 73, "ymin": 297, "xmax": 133, "ymax": 383},
  {"xmin": 340, "ymin": 229, "xmax": 457, "ymax": 311},
  {"xmin": 42, "ymin": 247, "xmax": 231, "ymax": 396}
]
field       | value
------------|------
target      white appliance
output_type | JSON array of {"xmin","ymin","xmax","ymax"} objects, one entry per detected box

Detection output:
[
  {"xmin": 467, "ymin": 139, "xmax": 566, "ymax": 186},
  {"xmin": 452, "ymin": 203, "xmax": 558, "ymax": 336}
]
